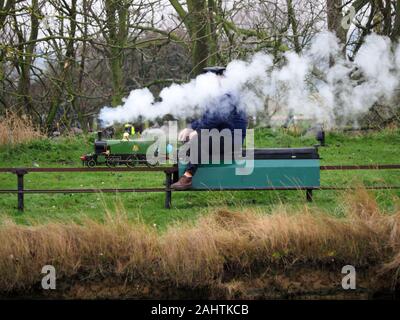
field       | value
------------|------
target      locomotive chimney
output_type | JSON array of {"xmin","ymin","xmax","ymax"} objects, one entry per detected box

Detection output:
[{"xmin": 97, "ymin": 131, "xmax": 102, "ymax": 141}]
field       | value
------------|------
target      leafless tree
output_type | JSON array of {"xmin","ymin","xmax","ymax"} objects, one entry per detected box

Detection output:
[{"xmin": 0, "ymin": 0, "xmax": 399, "ymax": 131}]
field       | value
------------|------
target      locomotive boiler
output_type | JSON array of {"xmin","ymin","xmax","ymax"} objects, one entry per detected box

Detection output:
[{"xmin": 80, "ymin": 132, "xmax": 160, "ymax": 168}]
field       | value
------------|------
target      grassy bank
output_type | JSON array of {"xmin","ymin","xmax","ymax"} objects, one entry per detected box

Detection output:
[
  {"xmin": 0, "ymin": 128, "xmax": 399, "ymax": 227},
  {"xmin": 0, "ymin": 129, "xmax": 399, "ymax": 298},
  {"xmin": 0, "ymin": 189, "xmax": 399, "ymax": 299}
]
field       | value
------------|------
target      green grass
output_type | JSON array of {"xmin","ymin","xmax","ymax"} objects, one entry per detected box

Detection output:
[{"xmin": 0, "ymin": 128, "xmax": 399, "ymax": 228}]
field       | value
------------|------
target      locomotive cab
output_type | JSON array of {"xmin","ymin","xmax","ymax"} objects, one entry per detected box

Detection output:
[{"xmin": 80, "ymin": 131, "xmax": 108, "ymax": 167}]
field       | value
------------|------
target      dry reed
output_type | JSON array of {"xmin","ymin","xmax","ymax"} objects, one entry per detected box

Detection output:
[
  {"xmin": 0, "ymin": 111, "xmax": 43, "ymax": 145},
  {"xmin": 0, "ymin": 188, "xmax": 399, "ymax": 297}
]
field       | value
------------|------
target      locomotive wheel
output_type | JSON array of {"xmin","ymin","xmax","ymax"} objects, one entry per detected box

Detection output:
[
  {"xmin": 106, "ymin": 158, "xmax": 116, "ymax": 167},
  {"xmin": 87, "ymin": 160, "xmax": 96, "ymax": 168},
  {"xmin": 126, "ymin": 155, "xmax": 139, "ymax": 168},
  {"xmin": 145, "ymin": 160, "xmax": 158, "ymax": 168}
]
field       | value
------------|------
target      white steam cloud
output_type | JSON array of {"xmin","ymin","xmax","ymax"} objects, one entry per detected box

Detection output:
[{"xmin": 99, "ymin": 32, "xmax": 400, "ymax": 128}]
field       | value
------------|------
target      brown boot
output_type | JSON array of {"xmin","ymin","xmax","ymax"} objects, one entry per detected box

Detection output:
[{"xmin": 171, "ymin": 175, "xmax": 192, "ymax": 190}]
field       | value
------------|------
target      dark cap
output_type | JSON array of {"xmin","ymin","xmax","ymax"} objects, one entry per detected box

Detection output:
[{"xmin": 202, "ymin": 66, "xmax": 226, "ymax": 75}]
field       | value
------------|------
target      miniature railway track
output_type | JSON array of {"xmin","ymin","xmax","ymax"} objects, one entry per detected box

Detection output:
[{"xmin": 0, "ymin": 164, "xmax": 400, "ymax": 211}]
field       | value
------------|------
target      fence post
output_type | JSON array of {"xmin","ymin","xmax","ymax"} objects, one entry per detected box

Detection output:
[
  {"xmin": 306, "ymin": 189, "xmax": 313, "ymax": 202},
  {"xmin": 15, "ymin": 169, "xmax": 28, "ymax": 212},
  {"xmin": 165, "ymin": 172, "xmax": 172, "ymax": 209},
  {"xmin": 171, "ymin": 164, "xmax": 179, "ymax": 184}
]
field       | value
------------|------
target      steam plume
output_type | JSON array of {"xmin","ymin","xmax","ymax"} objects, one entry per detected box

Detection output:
[{"xmin": 99, "ymin": 32, "xmax": 400, "ymax": 128}]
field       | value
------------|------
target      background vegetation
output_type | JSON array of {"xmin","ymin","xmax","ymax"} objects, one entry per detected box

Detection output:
[{"xmin": 1, "ymin": 0, "xmax": 399, "ymax": 133}]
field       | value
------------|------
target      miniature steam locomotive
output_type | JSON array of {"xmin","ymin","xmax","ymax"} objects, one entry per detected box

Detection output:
[{"xmin": 80, "ymin": 132, "xmax": 161, "ymax": 168}]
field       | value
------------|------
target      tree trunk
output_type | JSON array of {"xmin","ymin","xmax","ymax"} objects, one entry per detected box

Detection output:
[
  {"xmin": 326, "ymin": 0, "xmax": 346, "ymax": 43},
  {"xmin": 105, "ymin": 0, "xmax": 129, "ymax": 107},
  {"xmin": 287, "ymin": 0, "xmax": 301, "ymax": 53},
  {"xmin": 14, "ymin": 0, "xmax": 39, "ymax": 118},
  {"xmin": 0, "ymin": 0, "xmax": 13, "ymax": 30},
  {"xmin": 207, "ymin": 0, "xmax": 218, "ymax": 65},
  {"xmin": 46, "ymin": 0, "xmax": 78, "ymax": 132},
  {"xmin": 391, "ymin": 0, "xmax": 400, "ymax": 41},
  {"xmin": 187, "ymin": 0, "xmax": 209, "ymax": 76},
  {"xmin": 377, "ymin": 0, "xmax": 392, "ymax": 36},
  {"xmin": 0, "ymin": 0, "xmax": 10, "ymax": 108},
  {"xmin": 76, "ymin": 0, "xmax": 89, "ymax": 131},
  {"xmin": 0, "ymin": 55, "xmax": 5, "ymax": 109},
  {"xmin": 170, "ymin": 0, "xmax": 211, "ymax": 76}
]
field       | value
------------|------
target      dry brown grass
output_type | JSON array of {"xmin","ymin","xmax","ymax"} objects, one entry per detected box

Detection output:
[
  {"xmin": 0, "ymin": 188, "xmax": 399, "ymax": 298},
  {"xmin": 0, "ymin": 111, "xmax": 43, "ymax": 145}
]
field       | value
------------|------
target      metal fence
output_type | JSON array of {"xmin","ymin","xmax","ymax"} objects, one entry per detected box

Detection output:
[
  {"xmin": 0, "ymin": 166, "xmax": 179, "ymax": 210},
  {"xmin": 1, "ymin": 164, "xmax": 400, "ymax": 211}
]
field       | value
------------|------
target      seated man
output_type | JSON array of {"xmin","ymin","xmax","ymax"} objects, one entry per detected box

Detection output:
[
  {"xmin": 122, "ymin": 131, "xmax": 130, "ymax": 141},
  {"xmin": 171, "ymin": 67, "xmax": 248, "ymax": 190},
  {"xmin": 122, "ymin": 123, "xmax": 135, "ymax": 141}
]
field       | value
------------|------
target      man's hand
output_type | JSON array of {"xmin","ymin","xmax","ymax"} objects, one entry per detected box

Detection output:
[{"xmin": 178, "ymin": 128, "xmax": 197, "ymax": 142}]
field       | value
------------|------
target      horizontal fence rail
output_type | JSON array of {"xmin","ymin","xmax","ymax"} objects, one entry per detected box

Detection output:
[
  {"xmin": 0, "ymin": 188, "xmax": 167, "ymax": 194},
  {"xmin": 320, "ymin": 164, "xmax": 400, "ymax": 170},
  {"xmin": 0, "ymin": 167, "xmax": 178, "ymax": 173},
  {"xmin": 1, "ymin": 186, "xmax": 400, "ymax": 194},
  {"xmin": 2, "ymin": 164, "xmax": 400, "ymax": 173},
  {"xmin": 0, "ymin": 164, "xmax": 400, "ymax": 211}
]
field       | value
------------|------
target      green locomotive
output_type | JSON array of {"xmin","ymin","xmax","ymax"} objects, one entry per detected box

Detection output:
[{"xmin": 81, "ymin": 131, "xmax": 161, "ymax": 168}]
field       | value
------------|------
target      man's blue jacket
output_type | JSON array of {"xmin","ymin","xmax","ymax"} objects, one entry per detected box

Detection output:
[{"xmin": 190, "ymin": 93, "xmax": 247, "ymax": 143}]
